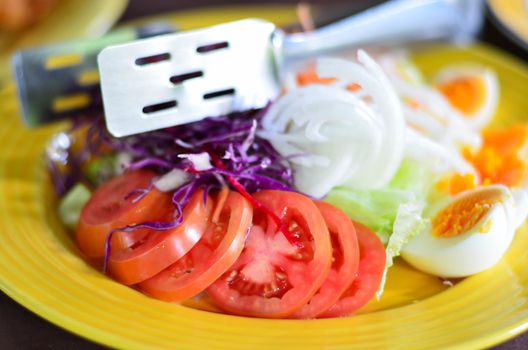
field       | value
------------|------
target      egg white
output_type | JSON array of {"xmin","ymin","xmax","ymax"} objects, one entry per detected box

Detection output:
[
  {"xmin": 434, "ymin": 65, "xmax": 499, "ymax": 130},
  {"xmin": 401, "ymin": 185, "xmax": 517, "ymax": 278}
]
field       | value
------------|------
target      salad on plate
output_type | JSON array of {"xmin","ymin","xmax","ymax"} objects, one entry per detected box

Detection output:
[{"xmin": 47, "ymin": 46, "xmax": 528, "ymax": 319}]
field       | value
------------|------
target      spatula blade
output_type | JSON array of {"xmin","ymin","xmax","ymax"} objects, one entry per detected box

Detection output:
[{"xmin": 98, "ymin": 19, "xmax": 279, "ymax": 137}]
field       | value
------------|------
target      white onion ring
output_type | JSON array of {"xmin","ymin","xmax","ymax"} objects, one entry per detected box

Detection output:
[{"xmin": 259, "ymin": 50, "xmax": 405, "ymax": 197}]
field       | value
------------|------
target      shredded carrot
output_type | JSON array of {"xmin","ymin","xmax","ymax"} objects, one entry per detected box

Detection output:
[
  {"xmin": 211, "ymin": 186, "xmax": 229, "ymax": 223},
  {"xmin": 347, "ymin": 83, "xmax": 361, "ymax": 92},
  {"xmin": 296, "ymin": 67, "xmax": 362, "ymax": 92},
  {"xmin": 408, "ymin": 98, "xmax": 421, "ymax": 109},
  {"xmin": 408, "ymin": 123, "xmax": 428, "ymax": 134},
  {"xmin": 296, "ymin": 67, "xmax": 335, "ymax": 86}
]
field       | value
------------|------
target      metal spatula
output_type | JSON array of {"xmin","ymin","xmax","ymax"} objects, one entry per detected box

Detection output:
[{"xmin": 98, "ymin": 0, "xmax": 484, "ymax": 137}]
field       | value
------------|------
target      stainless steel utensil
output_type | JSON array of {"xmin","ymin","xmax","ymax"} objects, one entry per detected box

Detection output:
[{"xmin": 98, "ymin": 0, "xmax": 484, "ymax": 137}]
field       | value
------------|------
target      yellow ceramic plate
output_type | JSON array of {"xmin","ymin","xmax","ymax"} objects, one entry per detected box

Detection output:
[
  {"xmin": 1, "ymin": 5, "xmax": 528, "ymax": 350},
  {"xmin": 0, "ymin": 0, "xmax": 128, "ymax": 82},
  {"xmin": 488, "ymin": 0, "xmax": 528, "ymax": 51}
]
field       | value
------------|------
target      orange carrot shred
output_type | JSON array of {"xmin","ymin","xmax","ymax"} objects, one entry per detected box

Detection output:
[{"xmin": 296, "ymin": 67, "xmax": 335, "ymax": 86}]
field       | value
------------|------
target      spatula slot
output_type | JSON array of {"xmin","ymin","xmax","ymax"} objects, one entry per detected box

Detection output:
[
  {"xmin": 142, "ymin": 100, "xmax": 177, "ymax": 114},
  {"xmin": 203, "ymin": 88, "xmax": 235, "ymax": 100},
  {"xmin": 196, "ymin": 41, "xmax": 229, "ymax": 53},
  {"xmin": 170, "ymin": 71, "xmax": 204, "ymax": 84},
  {"xmin": 135, "ymin": 53, "xmax": 171, "ymax": 66},
  {"xmin": 98, "ymin": 19, "xmax": 278, "ymax": 136}
]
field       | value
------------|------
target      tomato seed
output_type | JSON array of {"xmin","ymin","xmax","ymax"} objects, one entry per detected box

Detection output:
[
  {"xmin": 292, "ymin": 252, "xmax": 303, "ymax": 260},
  {"xmin": 226, "ymin": 270, "xmax": 238, "ymax": 282},
  {"xmin": 275, "ymin": 271, "xmax": 286, "ymax": 280},
  {"xmin": 270, "ymin": 280, "xmax": 278, "ymax": 291}
]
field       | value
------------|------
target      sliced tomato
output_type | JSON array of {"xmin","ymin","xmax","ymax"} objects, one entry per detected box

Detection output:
[
  {"xmin": 107, "ymin": 189, "xmax": 213, "ymax": 285},
  {"xmin": 139, "ymin": 189, "xmax": 252, "ymax": 302},
  {"xmin": 76, "ymin": 170, "xmax": 172, "ymax": 258},
  {"xmin": 291, "ymin": 201, "xmax": 359, "ymax": 318},
  {"xmin": 320, "ymin": 222, "xmax": 386, "ymax": 318},
  {"xmin": 207, "ymin": 190, "xmax": 332, "ymax": 318}
]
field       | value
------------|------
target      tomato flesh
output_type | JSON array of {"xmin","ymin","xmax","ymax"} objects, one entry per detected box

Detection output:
[
  {"xmin": 320, "ymin": 222, "xmax": 386, "ymax": 318},
  {"xmin": 76, "ymin": 170, "xmax": 386, "ymax": 320},
  {"xmin": 207, "ymin": 190, "xmax": 332, "ymax": 318},
  {"xmin": 107, "ymin": 190, "xmax": 213, "ymax": 285},
  {"xmin": 76, "ymin": 170, "xmax": 172, "ymax": 258},
  {"xmin": 139, "ymin": 190, "xmax": 253, "ymax": 302},
  {"xmin": 291, "ymin": 201, "xmax": 359, "ymax": 318}
]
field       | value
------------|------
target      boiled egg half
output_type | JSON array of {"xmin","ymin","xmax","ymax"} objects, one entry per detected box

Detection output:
[
  {"xmin": 435, "ymin": 64, "xmax": 499, "ymax": 129},
  {"xmin": 401, "ymin": 185, "xmax": 527, "ymax": 278}
]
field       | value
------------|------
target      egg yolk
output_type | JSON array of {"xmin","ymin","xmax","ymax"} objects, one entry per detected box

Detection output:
[
  {"xmin": 482, "ymin": 125, "xmax": 528, "ymax": 155},
  {"xmin": 432, "ymin": 187, "xmax": 504, "ymax": 238},
  {"xmin": 437, "ymin": 76, "xmax": 486, "ymax": 117},
  {"xmin": 436, "ymin": 173, "xmax": 478, "ymax": 196},
  {"xmin": 463, "ymin": 125, "xmax": 528, "ymax": 188}
]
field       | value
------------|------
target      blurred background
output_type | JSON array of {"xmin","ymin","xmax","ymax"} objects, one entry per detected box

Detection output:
[{"xmin": 1, "ymin": 0, "xmax": 527, "ymax": 61}]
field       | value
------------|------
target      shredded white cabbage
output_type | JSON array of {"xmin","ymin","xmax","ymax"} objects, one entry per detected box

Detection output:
[
  {"xmin": 154, "ymin": 169, "xmax": 191, "ymax": 192},
  {"xmin": 405, "ymin": 127, "xmax": 478, "ymax": 176},
  {"xmin": 178, "ymin": 152, "xmax": 212, "ymax": 171}
]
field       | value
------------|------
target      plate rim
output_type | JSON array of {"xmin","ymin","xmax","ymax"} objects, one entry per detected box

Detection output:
[{"xmin": 2, "ymin": 5, "xmax": 528, "ymax": 350}]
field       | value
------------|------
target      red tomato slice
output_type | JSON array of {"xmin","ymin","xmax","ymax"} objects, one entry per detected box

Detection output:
[
  {"xmin": 207, "ymin": 190, "xmax": 332, "ymax": 318},
  {"xmin": 107, "ymin": 190, "xmax": 213, "ymax": 285},
  {"xmin": 76, "ymin": 170, "xmax": 172, "ymax": 258},
  {"xmin": 139, "ymin": 189, "xmax": 253, "ymax": 302},
  {"xmin": 291, "ymin": 201, "xmax": 359, "ymax": 318},
  {"xmin": 320, "ymin": 222, "xmax": 386, "ymax": 318}
]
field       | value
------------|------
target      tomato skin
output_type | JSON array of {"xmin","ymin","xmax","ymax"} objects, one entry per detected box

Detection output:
[
  {"xmin": 76, "ymin": 170, "xmax": 172, "ymax": 258},
  {"xmin": 207, "ymin": 190, "xmax": 332, "ymax": 318},
  {"xmin": 319, "ymin": 222, "xmax": 386, "ymax": 318},
  {"xmin": 139, "ymin": 190, "xmax": 252, "ymax": 302},
  {"xmin": 107, "ymin": 190, "xmax": 213, "ymax": 285},
  {"xmin": 291, "ymin": 201, "xmax": 359, "ymax": 319}
]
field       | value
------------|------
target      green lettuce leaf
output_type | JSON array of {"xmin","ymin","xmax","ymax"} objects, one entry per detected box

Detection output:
[
  {"xmin": 58, "ymin": 183, "xmax": 91, "ymax": 230},
  {"xmin": 325, "ymin": 158, "xmax": 438, "ymax": 296}
]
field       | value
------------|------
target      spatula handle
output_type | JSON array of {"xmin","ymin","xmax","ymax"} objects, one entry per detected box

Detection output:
[{"xmin": 281, "ymin": 0, "xmax": 484, "ymax": 59}]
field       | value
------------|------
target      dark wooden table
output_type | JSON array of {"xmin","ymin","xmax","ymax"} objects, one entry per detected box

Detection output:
[{"xmin": 1, "ymin": 1, "xmax": 527, "ymax": 349}]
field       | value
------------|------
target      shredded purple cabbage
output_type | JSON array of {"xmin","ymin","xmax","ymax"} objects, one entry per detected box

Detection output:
[
  {"xmin": 47, "ymin": 105, "xmax": 296, "ymax": 266},
  {"xmin": 109, "ymin": 104, "xmax": 294, "ymax": 193},
  {"xmin": 48, "ymin": 104, "xmax": 294, "ymax": 195}
]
